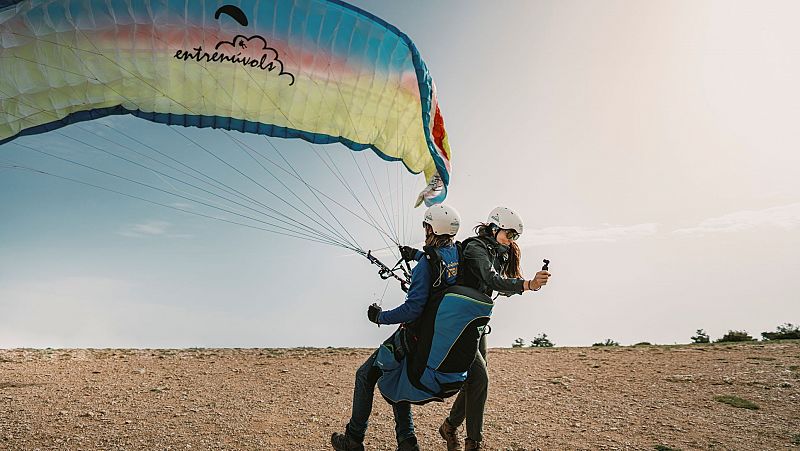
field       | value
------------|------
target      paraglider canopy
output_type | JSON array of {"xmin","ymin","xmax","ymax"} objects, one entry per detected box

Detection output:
[
  {"xmin": 0, "ymin": 0, "xmax": 454, "ymax": 285},
  {"xmin": 0, "ymin": 0, "xmax": 451, "ymax": 206}
]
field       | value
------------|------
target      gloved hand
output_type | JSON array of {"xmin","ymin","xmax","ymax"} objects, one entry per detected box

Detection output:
[
  {"xmin": 399, "ymin": 246, "xmax": 420, "ymax": 262},
  {"xmin": 367, "ymin": 303, "xmax": 382, "ymax": 324}
]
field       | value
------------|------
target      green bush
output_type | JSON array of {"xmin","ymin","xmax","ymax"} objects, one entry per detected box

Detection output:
[
  {"xmin": 592, "ymin": 339, "xmax": 619, "ymax": 347},
  {"xmin": 634, "ymin": 342, "xmax": 652, "ymax": 346},
  {"xmin": 714, "ymin": 395, "xmax": 759, "ymax": 410},
  {"xmin": 691, "ymin": 329, "xmax": 710, "ymax": 344},
  {"xmin": 715, "ymin": 330, "xmax": 755, "ymax": 343},
  {"xmin": 512, "ymin": 338, "xmax": 525, "ymax": 348},
  {"xmin": 654, "ymin": 445, "xmax": 681, "ymax": 451},
  {"xmin": 531, "ymin": 333, "xmax": 554, "ymax": 348},
  {"xmin": 761, "ymin": 323, "xmax": 800, "ymax": 340}
]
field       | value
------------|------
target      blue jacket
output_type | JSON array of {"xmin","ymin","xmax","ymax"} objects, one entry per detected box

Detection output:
[{"xmin": 377, "ymin": 244, "xmax": 459, "ymax": 325}]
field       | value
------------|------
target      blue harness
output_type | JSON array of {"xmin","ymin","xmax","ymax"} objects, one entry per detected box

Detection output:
[{"xmin": 374, "ymin": 243, "xmax": 494, "ymax": 405}]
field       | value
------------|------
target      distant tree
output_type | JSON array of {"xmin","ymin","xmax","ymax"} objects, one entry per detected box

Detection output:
[
  {"xmin": 592, "ymin": 339, "xmax": 619, "ymax": 347},
  {"xmin": 761, "ymin": 323, "xmax": 800, "ymax": 340},
  {"xmin": 715, "ymin": 330, "xmax": 755, "ymax": 343},
  {"xmin": 512, "ymin": 337, "xmax": 525, "ymax": 348},
  {"xmin": 691, "ymin": 329, "xmax": 710, "ymax": 344},
  {"xmin": 634, "ymin": 342, "xmax": 652, "ymax": 346},
  {"xmin": 530, "ymin": 333, "xmax": 554, "ymax": 348}
]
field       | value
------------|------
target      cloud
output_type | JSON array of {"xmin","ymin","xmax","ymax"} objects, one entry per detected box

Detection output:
[
  {"xmin": 118, "ymin": 220, "xmax": 172, "ymax": 238},
  {"xmin": 672, "ymin": 202, "xmax": 800, "ymax": 235},
  {"xmin": 518, "ymin": 223, "xmax": 659, "ymax": 247}
]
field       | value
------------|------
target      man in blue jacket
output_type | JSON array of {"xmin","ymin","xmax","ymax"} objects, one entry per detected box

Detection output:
[{"xmin": 331, "ymin": 204, "xmax": 461, "ymax": 451}]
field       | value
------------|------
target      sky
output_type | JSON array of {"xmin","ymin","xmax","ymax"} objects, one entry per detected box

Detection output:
[{"xmin": 1, "ymin": 0, "xmax": 799, "ymax": 348}]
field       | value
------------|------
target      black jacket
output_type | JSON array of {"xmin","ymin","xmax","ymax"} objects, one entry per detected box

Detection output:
[{"xmin": 459, "ymin": 236, "xmax": 525, "ymax": 297}]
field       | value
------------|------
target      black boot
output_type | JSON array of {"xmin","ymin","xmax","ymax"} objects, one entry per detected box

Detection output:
[
  {"xmin": 397, "ymin": 435, "xmax": 420, "ymax": 451},
  {"xmin": 439, "ymin": 418, "xmax": 462, "ymax": 451},
  {"xmin": 331, "ymin": 431, "xmax": 365, "ymax": 451},
  {"xmin": 465, "ymin": 438, "xmax": 482, "ymax": 450}
]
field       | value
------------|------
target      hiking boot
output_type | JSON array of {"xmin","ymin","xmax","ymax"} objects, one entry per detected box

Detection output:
[
  {"xmin": 330, "ymin": 431, "xmax": 364, "ymax": 451},
  {"xmin": 396, "ymin": 435, "xmax": 420, "ymax": 451},
  {"xmin": 439, "ymin": 418, "xmax": 462, "ymax": 451},
  {"xmin": 465, "ymin": 438, "xmax": 482, "ymax": 450}
]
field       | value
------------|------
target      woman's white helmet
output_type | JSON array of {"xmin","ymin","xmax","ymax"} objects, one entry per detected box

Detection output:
[
  {"xmin": 488, "ymin": 206, "xmax": 523, "ymax": 234},
  {"xmin": 423, "ymin": 204, "xmax": 461, "ymax": 236}
]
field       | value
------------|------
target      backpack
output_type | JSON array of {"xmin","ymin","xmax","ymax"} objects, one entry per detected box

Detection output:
[{"xmin": 376, "ymin": 242, "xmax": 494, "ymax": 404}]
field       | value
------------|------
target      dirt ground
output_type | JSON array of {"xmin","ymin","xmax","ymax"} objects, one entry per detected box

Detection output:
[{"xmin": 1, "ymin": 341, "xmax": 799, "ymax": 450}]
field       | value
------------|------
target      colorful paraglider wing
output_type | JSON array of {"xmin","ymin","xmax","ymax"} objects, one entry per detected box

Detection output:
[{"xmin": 0, "ymin": 0, "xmax": 450, "ymax": 205}]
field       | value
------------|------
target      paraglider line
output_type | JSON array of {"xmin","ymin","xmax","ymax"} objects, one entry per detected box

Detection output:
[
  {"xmin": 167, "ymin": 126, "xmax": 353, "ymax": 246},
  {"xmin": 227, "ymin": 134, "xmax": 361, "ymax": 250},
  {"xmin": 56, "ymin": 129, "xmax": 347, "ymax": 247},
  {"xmin": 253, "ymin": 137, "xmax": 363, "ymax": 250},
  {"xmin": 9, "ymin": 142, "xmax": 350, "ymax": 249},
  {"xmin": 237, "ymin": 135, "xmax": 404, "ymax": 247},
  {"xmin": 0, "ymin": 103, "xmax": 350, "ymax": 248},
  {"xmin": 95, "ymin": 124, "xmax": 278, "ymax": 213},
  {"xmin": 310, "ymin": 144, "xmax": 401, "ymax": 256},
  {"xmin": 0, "ymin": 163, "xmax": 350, "ymax": 249},
  {"xmin": 363, "ymin": 151, "xmax": 401, "ymax": 244}
]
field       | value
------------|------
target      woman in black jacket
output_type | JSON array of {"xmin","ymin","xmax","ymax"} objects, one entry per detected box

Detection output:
[{"xmin": 438, "ymin": 206, "xmax": 551, "ymax": 451}]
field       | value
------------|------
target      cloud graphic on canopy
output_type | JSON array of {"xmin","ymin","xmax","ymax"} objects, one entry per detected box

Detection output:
[{"xmin": 214, "ymin": 35, "xmax": 295, "ymax": 85}]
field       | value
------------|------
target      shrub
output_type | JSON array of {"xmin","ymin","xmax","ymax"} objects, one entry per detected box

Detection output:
[
  {"xmin": 634, "ymin": 342, "xmax": 652, "ymax": 346},
  {"xmin": 715, "ymin": 330, "xmax": 755, "ymax": 343},
  {"xmin": 654, "ymin": 445, "xmax": 682, "ymax": 451},
  {"xmin": 761, "ymin": 323, "xmax": 800, "ymax": 340},
  {"xmin": 592, "ymin": 339, "xmax": 619, "ymax": 347},
  {"xmin": 531, "ymin": 333, "xmax": 554, "ymax": 348},
  {"xmin": 512, "ymin": 338, "xmax": 525, "ymax": 348},
  {"xmin": 691, "ymin": 329, "xmax": 710, "ymax": 344},
  {"xmin": 714, "ymin": 395, "xmax": 759, "ymax": 410}
]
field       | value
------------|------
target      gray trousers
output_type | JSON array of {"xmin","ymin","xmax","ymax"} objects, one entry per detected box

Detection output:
[{"xmin": 447, "ymin": 334, "xmax": 488, "ymax": 442}]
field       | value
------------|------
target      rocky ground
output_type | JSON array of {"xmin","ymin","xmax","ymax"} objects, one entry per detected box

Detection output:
[{"xmin": 1, "ymin": 341, "xmax": 799, "ymax": 450}]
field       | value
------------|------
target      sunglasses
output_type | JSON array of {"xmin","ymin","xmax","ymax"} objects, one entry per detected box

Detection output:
[{"xmin": 505, "ymin": 229, "xmax": 520, "ymax": 241}]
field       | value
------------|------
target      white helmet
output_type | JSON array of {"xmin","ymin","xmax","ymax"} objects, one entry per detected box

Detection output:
[
  {"xmin": 488, "ymin": 206, "xmax": 523, "ymax": 235},
  {"xmin": 423, "ymin": 204, "xmax": 461, "ymax": 236}
]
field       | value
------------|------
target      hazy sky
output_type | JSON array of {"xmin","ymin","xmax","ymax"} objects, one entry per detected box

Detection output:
[{"xmin": 1, "ymin": 0, "xmax": 798, "ymax": 348}]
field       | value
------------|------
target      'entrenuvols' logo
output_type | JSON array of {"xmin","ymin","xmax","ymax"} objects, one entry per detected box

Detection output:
[{"xmin": 173, "ymin": 5, "xmax": 295, "ymax": 86}]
